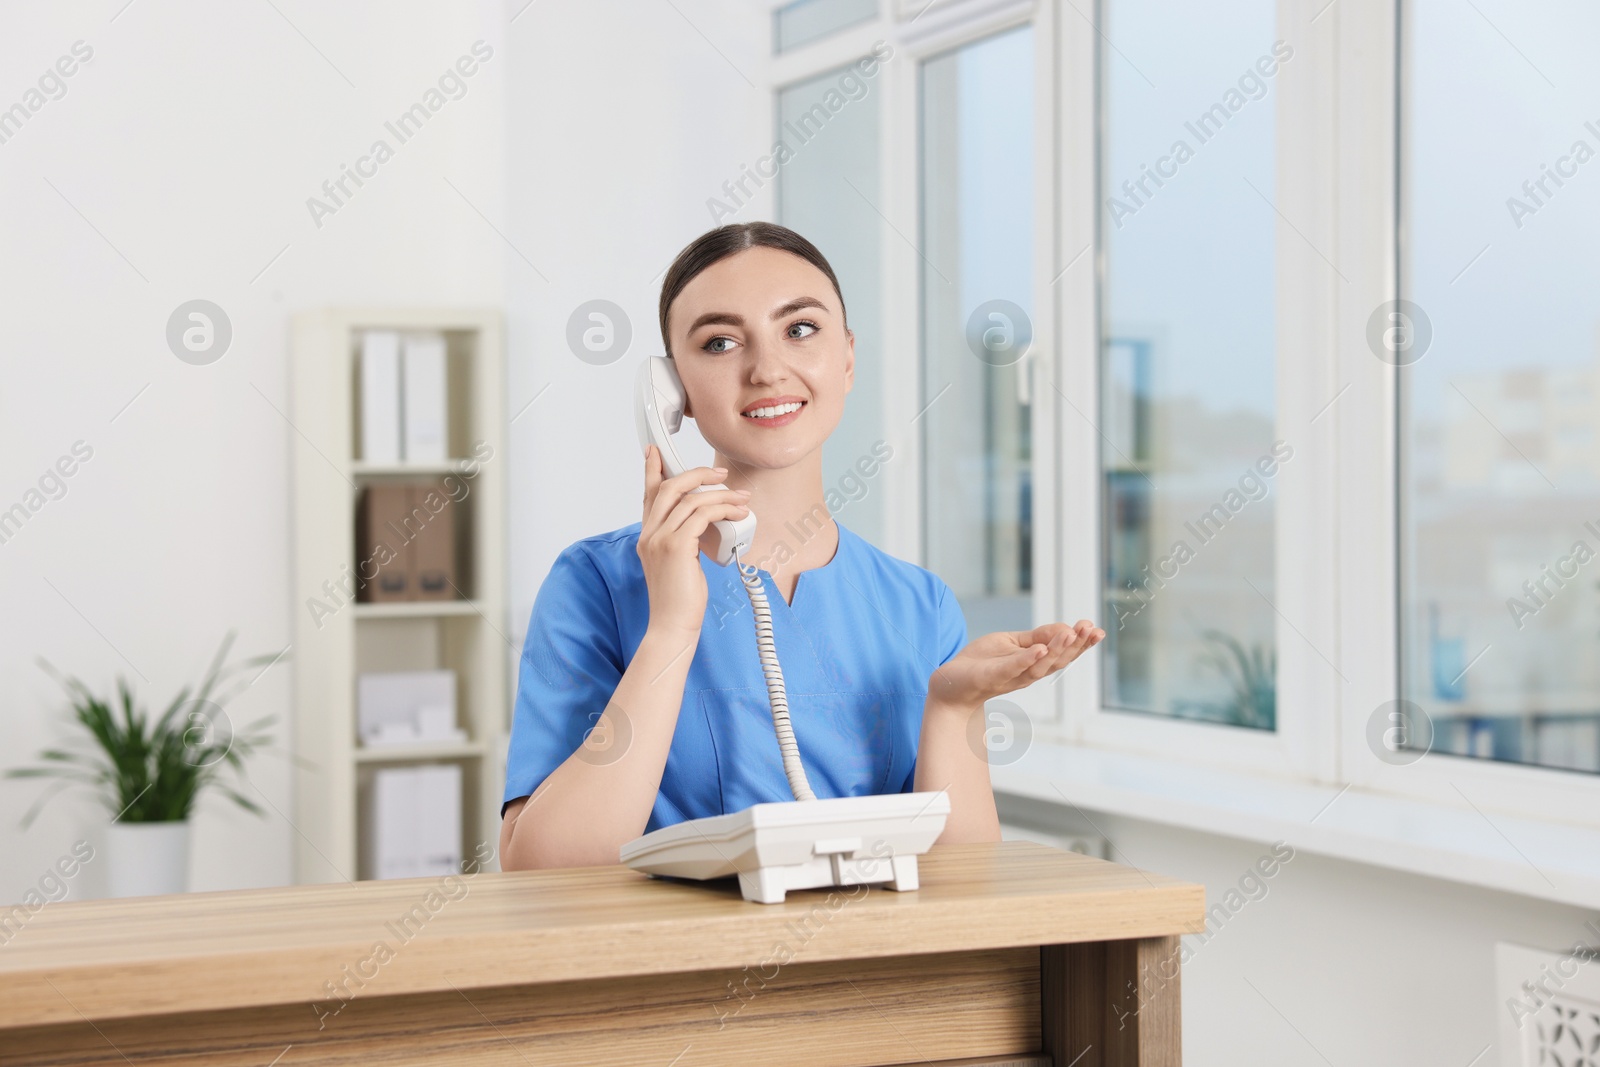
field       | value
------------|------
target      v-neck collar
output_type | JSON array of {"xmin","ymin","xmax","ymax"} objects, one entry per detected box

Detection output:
[{"xmin": 724, "ymin": 521, "xmax": 850, "ymax": 612}]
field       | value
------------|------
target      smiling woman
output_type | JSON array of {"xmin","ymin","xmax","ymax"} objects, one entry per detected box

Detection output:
[{"xmin": 497, "ymin": 222, "xmax": 1105, "ymax": 872}]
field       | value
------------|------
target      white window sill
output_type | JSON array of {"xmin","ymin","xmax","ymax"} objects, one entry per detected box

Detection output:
[{"xmin": 991, "ymin": 738, "xmax": 1600, "ymax": 909}]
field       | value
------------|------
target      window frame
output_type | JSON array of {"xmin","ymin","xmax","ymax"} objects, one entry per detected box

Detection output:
[
  {"xmin": 1047, "ymin": 0, "xmax": 1337, "ymax": 782},
  {"xmin": 911, "ymin": 6, "xmax": 1057, "ymax": 716},
  {"xmin": 900, "ymin": 0, "xmax": 1061, "ymax": 730},
  {"xmin": 1055, "ymin": 0, "xmax": 1600, "ymax": 823}
]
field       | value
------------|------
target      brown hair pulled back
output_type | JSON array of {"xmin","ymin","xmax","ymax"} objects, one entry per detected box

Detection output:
[{"xmin": 657, "ymin": 222, "xmax": 847, "ymax": 357}]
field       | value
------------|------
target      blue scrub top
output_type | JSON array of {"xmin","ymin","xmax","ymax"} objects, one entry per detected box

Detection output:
[{"xmin": 502, "ymin": 521, "xmax": 968, "ymax": 832}]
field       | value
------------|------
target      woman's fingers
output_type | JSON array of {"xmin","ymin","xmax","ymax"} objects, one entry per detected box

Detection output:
[
  {"xmin": 644, "ymin": 464, "xmax": 733, "ymax": 532},
  {"xmin": 681, "ymin": 503, "xmax": 753, "ymax": 546},
  {"xmin": 970, "ymin": 645, "xmax": 1048, "ymax": 692},
  {"xmin": 1022, "ymin": 621, "xmax": 1073, "ymax": 647},
  {"xmin": 661, "ymin": 489, "xmax": 751, "ymax": 539},
  {"xmin": 642, "ymin": 445, "xmax": 664, "ymax": 517},
  {"xmin": 1029, "ymin": 625, "xmax": 1104, "ymax": 679},
  {"xmin": 1026, "ymin": 626, "xmax": 1077, "ymax": 672},
  {"xmin": 1021, "ymin": 641, "xmax": 1069, "ymax": 682},
  {"xmin": 1003, "ymin": 621, "xmax": 1105, "ymax": 686},
  {"xmin": 939, "ymin": 619, "xmax": 1110, "ymax": 704}
]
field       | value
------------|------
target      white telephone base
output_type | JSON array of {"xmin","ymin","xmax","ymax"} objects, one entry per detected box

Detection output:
[{"xmin": 620, "ymin": 792, "xmax": 950, "ymax": 904}]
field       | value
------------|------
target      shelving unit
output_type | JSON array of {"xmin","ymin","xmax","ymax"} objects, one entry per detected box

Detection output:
[
  {"xmin": 353, "ymin": 740, "xmax": 488, "ymax": 763},
  {"xmin": 289, "ymin": 308, "xmax": 508, "ymax": 883},
  {"xmin": 351, "ymin": 601, "xmax": 487, "ymax": 620},
  {"xmin": 350, "ymin": 460, "xmax": 464, "ymax": 477}
]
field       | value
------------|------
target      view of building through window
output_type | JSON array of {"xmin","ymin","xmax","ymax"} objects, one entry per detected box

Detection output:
[
  {"xmin": 1099, "ymin": 0, "xmax": 1281, "ymax": 729},
  {"xmin": 1400, "ymin": 0, "xmax": 1600, "ymax": 773}
]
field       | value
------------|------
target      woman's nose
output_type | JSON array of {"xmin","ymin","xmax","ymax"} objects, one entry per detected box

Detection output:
[{"xmin": 746, "ymin": 339, "xmax": 788, "ymax": 385}]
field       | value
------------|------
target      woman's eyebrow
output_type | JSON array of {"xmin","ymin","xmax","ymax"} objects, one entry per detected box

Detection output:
[
  {"xmin": 687, "ymin": 296, "xmax": 830, "ymax": 335},
  {"xmin": 770, "ymin": 296, "xmax": 828, "ymax": 320}
]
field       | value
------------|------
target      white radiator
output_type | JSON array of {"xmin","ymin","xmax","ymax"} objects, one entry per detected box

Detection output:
[{"xmin": 1497, "ymin": 940, "xmax": 1600, "ymax": 1067}]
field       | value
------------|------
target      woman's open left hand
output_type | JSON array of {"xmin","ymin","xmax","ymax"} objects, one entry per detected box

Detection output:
[{"xmin": 928, "ymin": 620, "xmax": 1105, "ymax": 708}]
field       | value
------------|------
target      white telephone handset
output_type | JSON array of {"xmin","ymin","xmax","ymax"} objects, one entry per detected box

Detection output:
[
  {"xmin": 621, "ymin": 355, "xmax": 950, "ymax": 903},
  {"xmin": 634, "ymin": 355, "xmax": 756, "ymax": 567}
]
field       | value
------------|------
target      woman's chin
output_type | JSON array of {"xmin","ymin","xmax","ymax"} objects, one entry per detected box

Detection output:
[{"xmin": 713, "ymin": 435, "xmax": 822, "ymax": 474}]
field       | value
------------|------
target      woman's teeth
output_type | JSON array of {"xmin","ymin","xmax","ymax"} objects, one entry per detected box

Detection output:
[{"xmin": 742, "ymin": 402, "xmax": 803, "ymax": 419}]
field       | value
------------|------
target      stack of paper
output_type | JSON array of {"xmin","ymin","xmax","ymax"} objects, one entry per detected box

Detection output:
[{"xmin": 357, "ymin": 670, "xmax": 464, "ymax": 746}]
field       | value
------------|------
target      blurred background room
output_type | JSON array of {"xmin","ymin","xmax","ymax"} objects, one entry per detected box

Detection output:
[{"xmin": 1, "ymin": 0, "xmax": 1597, "ymax": 1063}]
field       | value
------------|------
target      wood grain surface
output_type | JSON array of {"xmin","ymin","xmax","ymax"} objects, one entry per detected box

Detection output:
[
  {"xmin": 0, "ymin": 840, "xmax": 1205, "ymax": 1033},
  {"xmin": 2, "ymin": 947, "xmax": 1040, "ymax": 1067}
]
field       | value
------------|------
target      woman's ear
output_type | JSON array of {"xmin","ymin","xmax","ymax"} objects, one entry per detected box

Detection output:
[
  {"xmin": 677, "ymin": 367, "xmax": 695, "ymax": 419},
  {"xmin": 844, "ymin": 327, "xmax": 856, "ymax": 394},
  {"xmin": 665, "ymin": 349, "xmax": 694, "ymax": 419},
  {"xmin": 678, "ymin": 368, "xmax": 696, "ymax": 420}
]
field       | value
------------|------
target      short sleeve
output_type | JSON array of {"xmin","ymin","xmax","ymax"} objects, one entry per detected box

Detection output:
[
  {"xmin": 898, "ymin": 580, "xmax": 968, "ymax": 793},
  {"xmin": 933, "ymin": 581, "xmax": 968, "ymax": 667},
  {"xmin": 502, "ymin": 544, "xmax": 625, "ymax": 817}
]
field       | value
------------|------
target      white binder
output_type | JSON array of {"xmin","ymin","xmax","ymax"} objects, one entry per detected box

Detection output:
[
  {"xmin": 359, "ymin": 330, "xmax": 402, "ymax": 463},
  {"xmin": 364, "ymin": 763, "xmax": 462, "ymax": 879},
  {"xmin": 402, "ymin": 332, "xmax": 448, "ymax": 463}
]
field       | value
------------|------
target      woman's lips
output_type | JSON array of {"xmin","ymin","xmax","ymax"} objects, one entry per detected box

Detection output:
[{"xmin": 740, "ymin": 399, "xmax": 806, "ymax": 428}]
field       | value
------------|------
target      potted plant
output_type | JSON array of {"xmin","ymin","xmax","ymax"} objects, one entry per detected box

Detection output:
[
  {"xmin": 7, "ymin": 632, "xmax": 284, "ymax": 898},
  {"xmin": 1196, "ymin": 628, "xmax": 1277, "ymax": 730}
]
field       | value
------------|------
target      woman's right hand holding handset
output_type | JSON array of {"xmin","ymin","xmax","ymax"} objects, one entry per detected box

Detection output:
[
  {"xmin": 501, "ymin": 447, "xmax": 751, "ymax": 871},
  {"xmin": 637, "ymin": 444, "xmax": 752, "ymax": 640}
]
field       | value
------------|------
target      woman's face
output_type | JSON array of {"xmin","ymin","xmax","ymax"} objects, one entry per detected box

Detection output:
[{"xmin": 666, "ymin": 245, "xmax": 854, "ymax": 472}]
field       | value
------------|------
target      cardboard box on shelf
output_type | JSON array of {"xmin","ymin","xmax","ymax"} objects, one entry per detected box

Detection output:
[
  {"xmin": 354, "ymin": 484, "xmax": 413, "ymax": 602},
  {"xmin": 353, "ymin": 483, "xmax": 462, "ymax": 602},
  {"xmin": 408, "ymin": 485, "xmax": 458, "ymax": 600}
]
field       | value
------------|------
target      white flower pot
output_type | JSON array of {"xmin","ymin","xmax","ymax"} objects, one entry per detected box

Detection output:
[{"xmin": 105, "ymin": 820, "xmax": 190, "ymax": 898}]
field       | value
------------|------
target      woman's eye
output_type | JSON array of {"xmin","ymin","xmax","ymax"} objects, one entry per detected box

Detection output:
[
  {"xmin": 787, "ymin": 320, "xmax": 819, "ymax": 339},
  {"xmin": 704, "ymin": 336, "xmax": 736, "ymax": 354}
]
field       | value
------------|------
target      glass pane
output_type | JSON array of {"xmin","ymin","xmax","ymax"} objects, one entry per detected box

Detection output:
[
  {"xmin": 777, "ymin": 62, "xmax": 886, "ymax": 546},
  {"xmin": 1400, "ymin": 0, "xmax": 1600, "ymax": 773},
  {"xmin": 920, "ymin": 26, "xmax": 1035, "ymax": 636},
  {"xmin": 774, "ymin": 0, "xmax": 877, "ymax": 53},
  {"xmin": 1099, "ymin": 0, "xmax": 1280, "ymax": 729}
]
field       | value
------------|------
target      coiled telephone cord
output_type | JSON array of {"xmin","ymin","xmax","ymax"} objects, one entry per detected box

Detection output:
[{"xmin": 732, "ymin": 547, "xmax": 817, "ymax": 802}]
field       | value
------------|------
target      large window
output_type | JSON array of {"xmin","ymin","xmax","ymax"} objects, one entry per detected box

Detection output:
[
  {"xmin": 1098, "ymin": 0, "xmax": 1281, "ymax": 728},
  {"xmin": 765, "ymin": 0, "xmax": 1600, "ymax": 813},
  {"xmin": 919, "ymin": 25, "xmax": 1036, "ymax": 636},
  {"xmin": 1399, "ymin": 0, "xmax": 1600, "ymax": 773}
]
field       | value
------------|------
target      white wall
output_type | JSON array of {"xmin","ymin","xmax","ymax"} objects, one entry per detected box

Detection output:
[
  {"xmin": 0, "ymin": 0, "xmax": 508, "ymax": 900},
  {"xmin": 501, "ymin": 0, "xmax": 770, "ymax": 651},
  {"xmin": 0, "ymin": 0, "xmax": 771, "ymax": 903},
  {"xmin": 1000, "ymin": 797, "xmax": 1598, "ymax": 1066}
]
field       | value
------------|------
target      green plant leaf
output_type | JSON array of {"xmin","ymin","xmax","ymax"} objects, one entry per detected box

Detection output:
[{"xmin": 14, "ymin": 637, "xmax": 281, "ymax": 828}]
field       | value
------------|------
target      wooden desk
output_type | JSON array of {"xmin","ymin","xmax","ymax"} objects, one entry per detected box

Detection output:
[{"xmin": 0, "ymin": 841, "xmax": 1205, "ymax": 1066}]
